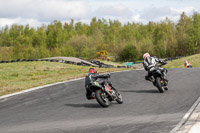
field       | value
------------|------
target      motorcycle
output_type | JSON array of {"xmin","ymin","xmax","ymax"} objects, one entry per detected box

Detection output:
[
  {"xmin": 149, "ymin": 60, "xmax": 168, "ymax": 93},
  {"xmin": 186, "ymin": 64, "xmax": 192, "ymax": 68},
  {"xmin": 185, "ymin": 62, "xmax": 192, "ymax": 68},
  {"xmin": 88, "ymin": 73, "xmax": 123, "ymax": 108}
]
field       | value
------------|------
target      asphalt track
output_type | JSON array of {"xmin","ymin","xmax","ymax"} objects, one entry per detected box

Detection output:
[{"xmin": 0, "ymin": 68, "xmax": 200, "ymax": 133}]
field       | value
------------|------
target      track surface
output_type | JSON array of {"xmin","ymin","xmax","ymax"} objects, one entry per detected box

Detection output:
[{"xmin": 1, "ymin": 68, "xmax": 200, "ymax": 133}]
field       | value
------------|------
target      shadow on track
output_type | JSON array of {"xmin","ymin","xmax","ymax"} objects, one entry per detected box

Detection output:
[
  {"xmin": 121, "ymin": 89, "xmax": 159, "ymax": 93},
  {"xmin": 65, "ymin": 103, "xmax": 101, "ymax": 108}
]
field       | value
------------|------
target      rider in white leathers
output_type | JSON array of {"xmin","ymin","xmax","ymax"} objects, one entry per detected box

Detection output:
[{"xmin": 143, "ymin": 53, "xmax": 165, "ymax": 81}]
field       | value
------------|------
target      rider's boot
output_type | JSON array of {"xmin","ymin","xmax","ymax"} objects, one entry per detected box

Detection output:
[
  {"xmin": 164, "ymin": 79, "xmax": 168, "ymax": 86},
  {"xmin": 163, "ymin": 79, "xmax": 168, "ymax": 90},
  {"xmin": 86, "ymin": 92, "xmax": 95, "ymax": 100},
  {"xmin": 164, "ymin": 86, "xmax": 168, "ymax": 90},
  {"xmin": 90, "ymin": 92, "xmax": 95, "ymax": 99}
]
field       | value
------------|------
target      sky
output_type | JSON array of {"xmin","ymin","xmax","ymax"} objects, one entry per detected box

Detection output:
[{"xmin": 0, "ymin": 0, "xmax": 200, "ymax": 28}]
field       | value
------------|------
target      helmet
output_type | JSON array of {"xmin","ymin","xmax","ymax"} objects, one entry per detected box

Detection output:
[
  {"xmin": 89, "ymin": 68, "xmax": 97, "ymax": 73},
  {"xmin": 143, "ymin": 53, "xmax": 150, "ymax": 60}
]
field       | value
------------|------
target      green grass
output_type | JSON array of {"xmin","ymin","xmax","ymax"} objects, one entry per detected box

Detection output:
[
  {"xmin": 164, "ymin": 54, "xmax": 200, "ymax": 68},
  {"xmin": 0, "ymin": 61, "xmax": 129, "ymax": 96}
]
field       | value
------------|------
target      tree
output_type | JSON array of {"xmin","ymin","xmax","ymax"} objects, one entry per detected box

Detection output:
[
  {"xmin": 176, "ymin": 12, "xmax": 192, "ymax": 56},
  {"xmin": 189, "ymin": 12, "xmax": 200, "ymax": 53},
  {"xmin": 119, "ymin": 43, "xmax": 138, "ymax": 62}
]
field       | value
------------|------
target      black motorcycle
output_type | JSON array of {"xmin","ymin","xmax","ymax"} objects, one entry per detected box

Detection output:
[
  {"xmin": 149, "ymin": 60, "xmax": 168, "ymax": 93},
  {"xmin": 88, "ymin": 74, "xmax": 123, "ymax": 108}
]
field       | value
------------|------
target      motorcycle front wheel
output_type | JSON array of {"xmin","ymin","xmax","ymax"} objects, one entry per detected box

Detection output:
[
  {"xmin": 156, "ymin": 77, "xmax": 165, "ymax": 93},
  {"xmin": 95, "ymin": 90, "xmax": 110, "ymax": 108},
  {"xmin": 115, "ymin": 91, "xmax": 123, "ymax": 104}
]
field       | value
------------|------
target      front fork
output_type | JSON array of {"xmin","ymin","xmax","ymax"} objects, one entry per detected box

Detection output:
[
  {"xmin": 104, "ymin": 85, "xmax": 117, "ymax": 100},
  {"xmin": 163, "ymin": 72, "xmax": 168, "ymax": 86}
]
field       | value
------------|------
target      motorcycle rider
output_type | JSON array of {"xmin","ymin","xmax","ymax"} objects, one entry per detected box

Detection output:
[
  {"xmin": 184, "ymin": 60, "xmax": 192, "ymax": 68},
  {"xmin": 85, "ymin": 68, "xmax": 111, "ymax": 100},
  {"xmin": 142, "ymin": 53, "xmax": 166, "ymax": 81}
]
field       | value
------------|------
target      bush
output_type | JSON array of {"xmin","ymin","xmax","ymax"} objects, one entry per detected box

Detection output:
[{"xmin": 119, "ymin": 43, "xmax": 138, "ymax": 62}]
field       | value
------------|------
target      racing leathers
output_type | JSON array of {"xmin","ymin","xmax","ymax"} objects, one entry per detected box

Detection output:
[
  {"xmin": 85, "ymin": 73, "xmax": 110, "ymax": 100},
  {"xmin": 143, "ymin": 56, "xmax": 164, "ymax": 81}
]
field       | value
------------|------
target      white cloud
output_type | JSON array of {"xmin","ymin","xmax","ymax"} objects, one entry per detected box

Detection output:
[
  {"xmin": 0, "ymin": 17, "xmax": 43, "ymax": 28},
  {"xmin": 0, "ymin": 0, "xmax": 90, "ymax": 21},
  {"xmin": 93, "ymin": 4, "xmax": 133, "ymax": 18},
  {"xmin": 0, "ymin": 0, "xmax": 200, "ymax": 27},
  {"xmin": 170, "ymin": 7, "xmax": 198, "ymax": 15},
  {"xmin": 140, "ymin": 7, "xmax": 176, "ymax": 20},
  {"xmin": 139, "ymin": 6, "xmax": 199, "ymax": 23},
  {"xmin": 131, "ymin": 15, "xmax": 143, "ymax": 23}
]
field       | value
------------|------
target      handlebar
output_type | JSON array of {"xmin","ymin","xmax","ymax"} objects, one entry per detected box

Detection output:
[
  {"xmin": 161, "ymin": 61, "xmax": 167, "ymax": 65},
  {"xmin": 156, "ymin": 61, "xmax": 167, "ymax": 67}
]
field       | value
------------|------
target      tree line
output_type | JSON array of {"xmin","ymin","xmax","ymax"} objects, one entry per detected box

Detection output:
[{"xmin": 0, "ymin": 12, "xmax": 200, "ymax": 62}]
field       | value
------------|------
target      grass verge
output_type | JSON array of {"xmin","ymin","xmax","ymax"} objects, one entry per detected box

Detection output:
[
  {"xmin": 0, "ymin": 61, "xmax": 129, "ymax": 96},
  {"xmin": 164, "ymin": 54, "xmax": 200, "ymax": 68}
]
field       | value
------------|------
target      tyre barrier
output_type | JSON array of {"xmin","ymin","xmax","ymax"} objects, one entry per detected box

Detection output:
[
  {"xmin": 0, "ymin": 58, "xmax": 79, "ymax": 66},
  {"xmin": 0, "ymin": 58, "xmax": 128, "ymax": 69},
  {"xmin": 89, "ymin": 60, "xmax": 114, "ymax": 68},
  {"xmin": 117, "ymin": 66, "xmax": 127, "ymax": 68},
  {"xmin": 167, "ymin": 56, "xmax": 185, "ymax": 61},
  {"xmin": 134, "ymin": 61, "xmax": 143, "ymax": 64},
  {"xmin": 0, "ymin": 55, "xmax": 189, "ymax": 65},
  {"xmin": 166, "ymin": 55, "xmax": 193, "ymax": 61}
]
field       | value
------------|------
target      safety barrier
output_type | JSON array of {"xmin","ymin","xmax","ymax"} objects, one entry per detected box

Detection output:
[
  {"xmin": 3, "ymin": 55, "xmax": 189, "ymax": 68},
  {"xmin": 89, "ymin": 60, "xmax": 115, "ymax": 68},
  {"xmin": 0, "ymin": 58, "xmax": 129, "ymax": 68}
]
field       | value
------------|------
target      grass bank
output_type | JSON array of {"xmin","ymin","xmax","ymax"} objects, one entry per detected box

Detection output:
[
  {"xmin": 164, "ymin": 54, "xmax": 200, "ymax": 68},
  {"xmin": 0, "ymin": 61, "xmax": 129, "ymax": 96}
]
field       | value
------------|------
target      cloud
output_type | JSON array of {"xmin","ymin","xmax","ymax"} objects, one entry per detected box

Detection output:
[
  {"xmin": 140, "ymin": 7, "xmax": 177, "ymax": 20},
  {"xmin": 93, "ymin": 4, "xmax": 133, "ymax": 18},
  {"xmin": 0, "ymin": 17, "xmax": 43, "ymax": 27},
  {"xmin": 171, "ymin": 6, "xmax": 198, "ymax": 15},
  {"xmin": 0, "ymin": 0, "xmax": 200, "ymax": 27},
  {"xmin": 0, "ymin": 0, "xmax": 91, "ymax": 22},
  {"xmin": 139, "ymin": 6, "xmax": 198, "ymax": 23}
]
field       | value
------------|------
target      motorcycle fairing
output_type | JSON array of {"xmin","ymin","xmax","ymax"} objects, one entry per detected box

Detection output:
[
  {"xmin": 105, "ymin": 83, "xmax": 112, "ymax": 92},
  {"xmin": 89, "ymin": 82, "xmax": 102, "ymax": 91}
]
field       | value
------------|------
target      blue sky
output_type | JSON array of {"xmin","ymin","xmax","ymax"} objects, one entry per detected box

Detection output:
[{"xmin": 0, "ymin": 0, "xmax": 199, "ymax": 28}]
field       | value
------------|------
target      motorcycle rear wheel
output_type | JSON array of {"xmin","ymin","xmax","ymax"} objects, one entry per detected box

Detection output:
[
  {"xmin": 95, "ymin": 90, "xmax": 110, "ymax": 108},
  {"xmin": 156, "ymin": 77, "xmax": 165, "ymax": 93}
]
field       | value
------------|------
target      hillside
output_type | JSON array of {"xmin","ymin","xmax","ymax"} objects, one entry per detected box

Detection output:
[{"xmin": 164, "ymin": 54, "xmax": 200, "ymax": 68}]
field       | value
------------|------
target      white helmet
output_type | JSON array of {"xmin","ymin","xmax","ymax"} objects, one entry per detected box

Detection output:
[{"xmin": 143, "ymin": 53, "xmax": 150, "ymax": 60}]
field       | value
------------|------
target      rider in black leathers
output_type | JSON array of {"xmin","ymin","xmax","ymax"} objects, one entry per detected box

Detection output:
[
  {"xmin": 85, "ymin": 68, "xmax": 111, "ymax": 100},
  {"xmin": 142, "ymin": 53, "xmax": 165, "ymax": 81}
]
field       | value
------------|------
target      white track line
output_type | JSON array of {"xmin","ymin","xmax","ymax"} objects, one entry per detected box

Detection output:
[
  {"xmin": 0, "ymin": 69, "xmax": 137, "ymax": 100},
  {"xmin": 169, "ymin": 96, "xmax": 200, "ymax": 133}
]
